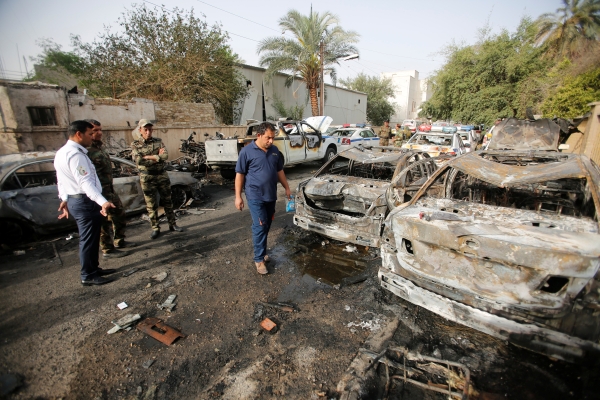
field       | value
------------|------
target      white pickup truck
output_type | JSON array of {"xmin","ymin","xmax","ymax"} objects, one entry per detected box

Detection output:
[{"xmin": 205, "ymin": 116, "xmax": 336, "ymax": 179}]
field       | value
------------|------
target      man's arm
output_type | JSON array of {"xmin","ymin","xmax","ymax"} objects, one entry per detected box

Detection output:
[
  {"xmin": 235, "ymin": 173, "xmax": 245, "ymax": 211},
  {"xmin": 277, "ymin": 170, "xmax": 292, "ymax": 200},
  {"xmin": 158, "ymin": 141, "xmax": 168, "ymax": 160},
  {"xmin": 131, "ymin": 143, "xmax": 158, "ymax": 166}
]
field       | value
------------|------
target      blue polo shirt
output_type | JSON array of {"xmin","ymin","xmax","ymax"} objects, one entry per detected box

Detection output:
[{"xmin": 235, "ymin": 141, "xmax": 284, "ymax": 201}]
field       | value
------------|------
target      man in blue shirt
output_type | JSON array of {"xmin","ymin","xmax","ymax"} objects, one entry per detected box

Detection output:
[{"xmin": 235, "ymin": 122, "xmax": 291, "ymax": 274}]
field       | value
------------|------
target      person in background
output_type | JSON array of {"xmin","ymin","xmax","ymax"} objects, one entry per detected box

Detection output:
[
  {"xmin": 54, "ymin": 120, "xmax": 117, "ymax": 286},
  {"xmin": 131, "ymin": 119, "xmax": 183, "ymax": 239},
  {"xmin": 86, "ymin": 119, "xmax": 136, "ymax": 258},
  {"xmin": 378, "ymin": 120, "xmax": 392, "ymax": 146},
  {"xmin": 234, "ymin": 122, "xmax": 291, "ymax": 275}
]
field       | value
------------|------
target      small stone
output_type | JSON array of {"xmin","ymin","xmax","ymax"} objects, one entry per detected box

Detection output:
[
  {"xmin": 137, "ymin": 386, "xmax": 143, "ymax": 395},
  {"xmin": 280, "ymin": 368, "xmax": 286, "ymax": 375}
]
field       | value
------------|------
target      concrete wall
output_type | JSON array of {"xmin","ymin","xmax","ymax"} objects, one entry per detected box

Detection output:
[
  {"xmin": 154, "ymin": 101, "xmax": 215, "ymax": 126},
  {"xmin": 237, "ymin": 65, "xmax": 368, "ymax": 125},
  {"xmin": 0, "ymin": 81, "xmax": 69, "ymax": 131},
  {"xmin": 68, "ymin": 94, "xmax": 155, "ymax": 128}
]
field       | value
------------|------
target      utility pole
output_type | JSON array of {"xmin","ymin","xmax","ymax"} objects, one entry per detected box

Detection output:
[{"xmin": 320, "ymin": 41, "xmax": 324, "ymax": 116}]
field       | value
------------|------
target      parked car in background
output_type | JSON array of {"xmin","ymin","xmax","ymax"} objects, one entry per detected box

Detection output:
[
  {"xmin": 457, "ymin": 129, "xmax": 479, "ymax": 152},
  {"xmin": 401, "ymin": 132, "xmax": 466, "ymax": 160},
  {"xmin": 401, "ymin": 119, "xmax": 419, "ymax": 133},
  {"xmin": 418, "ymin": 123, "xmax": 431, "ymax": 132},
  {"xmin": 0, "ymin": 152, "xmax": 200, "ymax": 244},
  {"xmin": 327, "ymin": 127, "xmax": 379, "ymax": 152},
  {"xmin": 380, "ymin": 118, "xmax": 600, "ymax": 362},
  {"xmin": 205, "ymin": 116, "xmax": 336, "ymax": 178},
  {"xmin": 430, "ymin": 121, "xmax": 449, "ymax": 132},
  {"xmin": 294, "ymin": 148, "xmax": 436, "ymax": 247}
]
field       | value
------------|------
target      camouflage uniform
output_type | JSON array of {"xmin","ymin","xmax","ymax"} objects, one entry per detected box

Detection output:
[
  {"xmin": 87, "ymin": 140, "xmax": 127, "ymax": 252},
  {"xmin": 131, "ymin": 137, "xmax": 176, "ymax": 232},
  {"xmin": 378, "ymin": 125, "xmax": 392, "ymax": 146}
]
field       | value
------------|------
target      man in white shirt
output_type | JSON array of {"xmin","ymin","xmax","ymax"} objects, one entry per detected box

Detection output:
[{"xmin": 54, "ymin": 120, "xmax": 117, "ymax": 286}]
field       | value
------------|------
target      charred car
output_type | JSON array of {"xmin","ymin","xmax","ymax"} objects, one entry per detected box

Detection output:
[
  {"xmin": 379, "ymin": 118, "xmax": 600, "ymax": 362},
  {"xmin": 293, "ymin": 146, "xmax": 437, "ymax": 247},
  {"xmin": 0, "ymin": 152, "xmax": 200, "ymax": 243}
]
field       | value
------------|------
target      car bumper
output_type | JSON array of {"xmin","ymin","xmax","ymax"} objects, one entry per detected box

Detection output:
[{"xmin": 379, "ymin": 268, "xmax": 600, "ymax": 362}]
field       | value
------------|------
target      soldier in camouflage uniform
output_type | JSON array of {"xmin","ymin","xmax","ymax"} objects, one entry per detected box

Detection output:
[
  {"xmin": 378, "ymin": 120, "xmax": 392, "ymax": 146},
  {"xmin": 131, "ymin": 119, "xmax": 183, "ymax": 239},
  {"xmin": 86, "ymin": 119, "xmax": 135, "ymax": 258}
]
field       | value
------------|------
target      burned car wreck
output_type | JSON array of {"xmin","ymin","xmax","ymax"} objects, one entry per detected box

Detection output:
[
  {"xmin": 294, "ymin": 146, "xmax": 437, "ymax": 247},
  {"xmin": 379, "ymin": 118, "xmax": 600, "ymax": 362}
]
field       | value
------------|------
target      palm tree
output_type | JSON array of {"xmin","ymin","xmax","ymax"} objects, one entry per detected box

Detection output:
[
  {"xmin": 534, "ymin": 0, "xmax": 600, "ymax": 58},
  {"xmin": 258, "ymin": 10, "xmax": 359, "ymax": 116}
]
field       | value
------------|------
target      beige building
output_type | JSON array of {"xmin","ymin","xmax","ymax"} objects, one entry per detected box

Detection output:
[
  {"xmin": 237, "ymin": 64, "xmax": 367, "ymax": 125},
  {"xmin": 380, "ymin": 70, "xmax": 432, "ymax": 124}
]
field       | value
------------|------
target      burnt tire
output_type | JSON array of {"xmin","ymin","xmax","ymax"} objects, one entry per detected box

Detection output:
[
  {"xmin": 323, "ymin": 147, "xmax": 336, "ymax": 163},
  {"xmin": 220, "ymin": 169, "xmax": 236, "ymax": 180},
  {"xmin": 168, "ymin": 186, "xmax": 189, "ymax": 209},
  {"xmin": 0, "ymin": 219, "xmax": 30, "ymax": 245}
]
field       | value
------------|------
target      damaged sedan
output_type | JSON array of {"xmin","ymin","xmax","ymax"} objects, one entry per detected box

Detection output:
[
  {"xmin": 379, "ymin": 118, "xmax": 600, "ymax": 362},
  {"xmin": 294, "ymin": 146, "xmax": 437, "ymax": 247},
  {"xmin": 0, "ymin": 152, "xmax": 200, "ymax": 243}
]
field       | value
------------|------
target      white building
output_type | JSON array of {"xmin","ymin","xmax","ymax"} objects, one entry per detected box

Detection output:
[
  {"xmin": 380, "ymin": 70, "xmax": 432, "ymax": 125},
  {"xmin": 237, "ymin": 64, "xmax": 367, "ymax": 125}
]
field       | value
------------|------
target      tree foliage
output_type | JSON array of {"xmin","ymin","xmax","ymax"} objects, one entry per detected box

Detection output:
[
  {"xmin": 340, "ymin": 73, "xmax": 395, "ymax": 125},
  {"xmin": 419, "ymin": 18, "xmax": 552, "ymax": 126},
  {"xmin": 534, "ymin": 0, "xmax": 600, "ymax": 59},
  {"xmin": 270, "ymin": 94, "xmax": 305, "ymax": 120},
  {"xmin": 25, "ymin": 39, "xmax": 85, "ymax": 85},
  {"xmin": 73, "ymin": 4, "xmax": 248, "ymax": 124},
  {"xmin": 541, "ymin": 67, "xmax": 600, "ymax": 118},
  {"xmin": 258, "ymin": 10, "xmax": 359, "ymax": 116}
]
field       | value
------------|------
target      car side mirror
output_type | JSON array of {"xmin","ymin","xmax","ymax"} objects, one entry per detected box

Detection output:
[{"xmin": 464, "ymin": 143, "xmax": 471, "ymax": 148}]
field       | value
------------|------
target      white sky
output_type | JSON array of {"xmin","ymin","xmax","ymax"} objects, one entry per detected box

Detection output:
[{"xmin": 0, "ymin": 0, "xmax": 556, "ymax": 84}]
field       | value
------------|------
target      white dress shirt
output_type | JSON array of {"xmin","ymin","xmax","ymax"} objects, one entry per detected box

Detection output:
[{"xmin": 54, "ymin": 140, "xmax": 108, "ymax": 206}]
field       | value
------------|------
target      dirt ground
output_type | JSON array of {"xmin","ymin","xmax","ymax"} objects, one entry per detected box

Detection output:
[{"xmin": 1, "ymin": 164, "xmax": 600, "ymax": 400}]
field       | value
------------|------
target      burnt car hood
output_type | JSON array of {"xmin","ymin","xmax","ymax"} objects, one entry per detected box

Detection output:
[{"xmin": 489, "ymin": 118, "xmax": 560, "ymax": 151}]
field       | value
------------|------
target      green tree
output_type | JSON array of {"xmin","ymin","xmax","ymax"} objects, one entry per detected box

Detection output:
[
  {"xmin": 534, "ymin": 0, "xmax": 600, "ymax": 59},
  {"xmin": 258, "ymin": 9, "xmax": 359, "ymax": 116},
  {"xmin": 541, "ymin": 67, "xmax": 600, "ymax": 117},
  {"xmin": 419, "ymin": 18, "xmax": 550, "ymax": 126},
  {"xmin": 73, "ymin": 4, "xmax": 248, "ymax": 124},
  {"xmin": 270, "ymin": 94, "xmax": 305, "ymax": 120},
  {"xmin": 340, "ymin": 73, "xmax": 395, "ymax": 125},
  {"xmin": 25, "ymin": 38, "xmax": 85, "ymax": 85}
]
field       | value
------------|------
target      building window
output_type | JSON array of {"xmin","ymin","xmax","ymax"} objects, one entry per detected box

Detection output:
[{"xmin": 27, "ymin": 107, "xmax": 57, "ymax": 126}]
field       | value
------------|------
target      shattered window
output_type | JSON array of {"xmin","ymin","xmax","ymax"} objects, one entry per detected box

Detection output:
[
  {"xmin": 319, "ymin": 157, "xmax": 397, "ymax": 181},
  {"xmin": 3, "ymin": 162, "xmax": 57, "ymax": 190},
  {"xmin": 424, "ymin": 167, "xmax": 596, "ymax": 218}
]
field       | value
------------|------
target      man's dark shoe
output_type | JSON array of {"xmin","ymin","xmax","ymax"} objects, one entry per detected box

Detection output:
[
  {"xmin": 97, "ymin": 268, "xmax": 117, "ymax": 276},
  {"xmin": 115, "ymin": 241, "xmax": 137, "ymax": 248},
  {"xmin": 102, "ymin": 249, "xmax": 130, "ymax": 258},
  {"xmin": 81, "ymin": 276, "xmax": 113, "ymax": 286},
  {"xmin": 169, "ymin": 224, "xmax": 183, "ymax": 232},
  {"xmin": 150, "ymin": 230, "xmax": 161, "ymax": 239}
]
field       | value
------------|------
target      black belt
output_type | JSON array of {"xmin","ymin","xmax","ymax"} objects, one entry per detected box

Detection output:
[
  {"xmin": 141, "ymin": 170, "xmax": 163, "ymax": 176},
  {"xmin": 68, "ymin": 194, "xmax": 87, "ymax": 199}
]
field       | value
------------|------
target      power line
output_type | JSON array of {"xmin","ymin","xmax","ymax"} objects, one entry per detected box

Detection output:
[{"xmin": 193, "ymin": 0, "xmax": 281, "ymax": 33}]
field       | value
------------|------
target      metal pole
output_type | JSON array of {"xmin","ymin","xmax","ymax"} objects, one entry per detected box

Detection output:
[{"xmin": 320, "ymin": 41, "xmax": 324, "ymax": 116}]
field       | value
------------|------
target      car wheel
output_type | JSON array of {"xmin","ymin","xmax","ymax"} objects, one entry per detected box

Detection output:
[
  {"xmin": 170, "ymin": 186, "xmax": 189, "ymax": 209},
  {"xmin": 220, "ymin": 169, "xmax": 236, "ymax": 180},
  {"xmin": 0, "ymin": 219, "xmax": 30, "ymax": 244},
  {"xmin": 323, "ymin": 147, "xmax": 336, "ymax": 163}
]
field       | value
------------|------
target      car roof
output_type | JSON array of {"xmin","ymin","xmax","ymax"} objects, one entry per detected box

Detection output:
[
  {"xmin": 488, "ymin": 118, "xmax": 560, "ymax": 151},
  {"xmin": 0, "ymin": 151, "xmax": 57, "ymax": 181}
]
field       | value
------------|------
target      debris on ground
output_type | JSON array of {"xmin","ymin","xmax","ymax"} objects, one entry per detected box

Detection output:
[
  {"xmin": 107, "ymin": 314, "xmax": 142, "ymax": 334},
  {"xmin": 260, "ymin": 301, "xmax": 297, "ymax": 313},
  {"xmin": 185, "ymin": 209, "xmax": 206, "ymax": 215},
  {"xmin": 260, "ymin": 318, "xmax": 278, "ymax": 333},
  {"xmin": 117, "ymin": 302, "xmax": 128, "ymax": 310},
  {"xmin": 343, "ymin": 245, "xmax": 357, "ymax": 253},
  {"xmin": 12, "ymin": 250, "xmax": 25, "ymax": 256},
  {"xmin": 0, "ymin": 373, "xmax": 23, "ymax": 396},
  {"xmin": 142, "ymin": 359, "xmax": 155, "ymax": 369},
  {"xmin": 152, "ymin": 271, "xmax": 168, "ymax": 282},
  {"xmin": 122, "ymin": 267, "xmax": 142, "ymax": 277},
  {"xmin": 136, "ymin": 318, "xmax": 185, "ymax": 345},
  {"xmin": 157, "ymin": 294, "xmax": 177, "ymax": 312}
]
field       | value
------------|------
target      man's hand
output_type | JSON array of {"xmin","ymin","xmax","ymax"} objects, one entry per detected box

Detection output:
[
  {"xmin": 143, "ymin": 155, "xmax": 160, "ymax": 162},
  {"xmin": 159, "ymin": 148, "xmax": 165, "ymax": 155},
  {"xmin": 58, "ymin": 201, "xmax": 69, "ymax": 220},
  {"xmin": 285, "ymin": 187, "xmax": 292, "ymax": 200},
  {"xmin": 235, "ymin": 196, "xmax": 244, "ymax": 211},
  {"xmin": 100, "ymin": 202, "xmax": 116, "ymax": 217}
]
